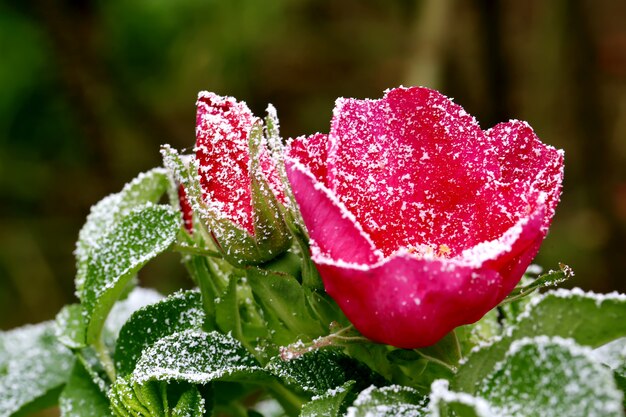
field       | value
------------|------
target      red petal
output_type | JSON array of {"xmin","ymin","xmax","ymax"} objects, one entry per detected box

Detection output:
[
  {"xmin": 285, "ymin": 156, "xmax": 382, "ymax": 265},
  {"xmin": 315, "ymin": 209, "xmax": 546, "ymax": 348},
  {"xmin": 486, "ymin": 120, "xmax": 564, "ymax": 232},
  {"xmin": 177, "ymin": 184, "xmax": 194, "ymax": 234},
  {"xmin": 287, "ymin": 133, "xmax": 329, "ymax": 185},
  {"xmin": 196, "ymin": 92, "xmax": 255, "ymax": 233},
  {"xmin": 327, "ymin": 87, "xmax": 503, "ymax": 257}
]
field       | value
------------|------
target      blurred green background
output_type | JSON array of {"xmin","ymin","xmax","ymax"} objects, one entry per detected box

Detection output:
[{"xmin": 2, "ymin": 0, "xmax": 626, "ymax": 331}]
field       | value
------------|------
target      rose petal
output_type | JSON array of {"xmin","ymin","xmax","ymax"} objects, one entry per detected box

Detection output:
[
  {"xmin": 177, "ymin": 184, "xmax": 194, "ymax": 233},
  {"xmin": 486, "ymin": 120, "xmax": 565, "ymax": 231},
  {"xmin": 196, "ymin": 92, "xmax": 255, "ymax": 233},
  {"xmin": 326, "ymin": 87, "xmax": 503, "ymax": 257},
  {"xmin": 285, "ymin": 154, "xmax": 382, "ymax": 265},
  {"xmin": 314, "ymin": 208, "xmax": 546, "ymax": 348},
  {"xmin": 287, "ymin": 133, "xmax": 329, "ymax": 185}
]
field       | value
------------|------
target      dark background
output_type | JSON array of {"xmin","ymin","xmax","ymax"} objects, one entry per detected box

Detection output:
[{"xmin": 2, "ymin": 0, "xmax": 626, "ymax": 331}]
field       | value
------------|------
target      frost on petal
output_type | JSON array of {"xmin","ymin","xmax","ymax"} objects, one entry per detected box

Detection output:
[
  {"xmin": 486, "ymin": 120, "xmax": 564, "ymax": 231},
  {"xmin": 195, "ymin": 92, "xmax": 255, "ymax": 233},
  {"xmin": 177, "ymin": 184, "xmax": 194, "ymax": 233},
  {"xmin": 315, "ymin": 254, "xmax": 504, "ymax": 348},
  {"xmin": 195, "ymin": 92, "xmax": 286, "ymax": 235},
  {"xmin": 287, "ymin": 133, "xmax": 330, "ymax": 185},
  {"xmin": 326, "ymin": 87, "xmax": 504, "ymax": 257},
  {"xmin": 286, "ymin": 157, "xmax": 382, "ymax": 265}
]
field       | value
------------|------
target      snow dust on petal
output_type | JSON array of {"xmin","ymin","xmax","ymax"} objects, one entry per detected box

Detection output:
[
  {"xmin": 315, "ymin": 254, "xmax": 504, "ymax": 348},
  {"xmin": 286, "ymin": 133, "xmax": 330, "ymax": 185},
  {"xmin": 195, "ymin": 91, "xmax": 256, "ymax": 233},
  {"xmin": 458, "ymin": 207, "xmax": 546, "ymax": 302},
  {"xmin": 285, "ymin": 157, "xmax": 382, "ymax": 265},
  {"xmin": 326, "ymin": 87, "xmax": 504, "ymax": 257},
  {"xmin": 177, "ymin": 184, "xmax": 194, "ymax": 233},
  {"xmin": 486, "ymin": 120, "xmax": 564, "ymax": 231}
]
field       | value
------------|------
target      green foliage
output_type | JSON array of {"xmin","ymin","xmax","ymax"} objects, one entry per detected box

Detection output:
[
  {"xmin": 345, "ymin": 385, "xmax": 428, "ymax": 417},
  {"xmin": 75, "ymin": 168, "xmax": 170, "ymax": 295},
  {"xmin": 0, "ymin": 322, "xmax": 74, "ymax": 417},
  {"xmin": 81, "ymin": 204, "xmax": 180, "ymax": 346},
  {"xmin": 477, "ymin": 337, "xmax": 623, "ymax": 417},
  {"xmin": 132, "ymin": 330, "xmax": 267, "ymax": 385},
  {"xmin": 114, "ymin": 290, "xmax": 205, "ymax": 377},
  {"xmin": 453, "ymin": 288, "xmax": 626, "ymax": 394},
  {"xmin": 59, "ymin": 361, "xmax": 112, "ymax": 417},
  {"xmin": 266, "ymin": 348, "xmax": 384, "ymax": 396}
]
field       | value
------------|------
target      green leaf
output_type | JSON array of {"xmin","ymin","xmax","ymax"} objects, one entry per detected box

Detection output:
[
  {"xmin": 75, "ymin": 168, "xmax": 169, "ymax": 294},
  {"xmin": 300, "ymin": 380, "xmax": 356, "ymax": 417},
  {"xmin": 55, "ymin": 304, "xmax": 88, "ymax": 350},
  {"xmin": 592, "ymin": 337, "xmax": 626, "ymax": 409},
  {"xmin": 104, "ymin": 287, "xmax": 163, "ymax": 347},
  {"xmin": 170, "ymin": 386, "xmax": 205, "ymax": 417},
  {"xmin": 478, "ymin": 336, "xmax": 623, "ymax": 417},
  {"xmin": 0, "ymin": 321, "xmax": 74, "ymax": 417},
  {"xmin": 266, "ymin": 348, "xmax": 383, "ymax": 397},
  {"xmin": 428, "ymin": 380, "xmax": 492, "ymax": 417},
  {"xmin": 454, "ymin": 288, "xmax": 626, "ymax": 393},
  {"xmin": 132, "ymin": 329, "xmax": 268, "ymax": 385},
  {"xmin": 109, "ymin": 377, "xmax": 207, "ymax": 417},
  {"xmin": 246, "ymin": 267, "xmax": 325, "ymax": 345},
  {"xmin": 114, "ymin": 290, "xmax": 204, "ymax": 377},
  {"xmin": 345, "ymin": 385, "xmax": 428, "ymax": 417},
  {"xmin": 59, "ymin": 361, "xmax": 112, "ymax": 417},
  {"xmin": 82, "ymin": 204, "xmax": 180, "ymax": 346}
]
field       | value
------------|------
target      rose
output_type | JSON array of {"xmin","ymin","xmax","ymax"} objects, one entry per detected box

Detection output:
[
  {"xmin": 285, "ymin": 86, "xmax": 564, "ymax": 348},
  {"xmin": 192, "ymin": 92, "xmax": 291, "ymax": 264}
]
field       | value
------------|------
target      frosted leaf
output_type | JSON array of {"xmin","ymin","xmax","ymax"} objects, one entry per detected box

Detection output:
[
  {"xmin": 55, "ymin": 304, "xmax": 87, "ymax": 349},
  {"xmin": 345, "ymin": 385, "xmax": 428, "ymax": 417},
  {"xmin": 300, "ymin": 380, "xmax": 356, "ymax": 417},
  {"xmin": 82, "ymin": 204, "xmax": 180, "ymax": 345},
  {"xmin": 592, "ymin": 337, "xmax": 626, "ymax": 374},
  {"xmin": 115, "ymin": 289, "xmax": 205, "ymax": 377},
  {"xmin": 104, "ymin": 287, "xmax": 163, "ymax": 347},
  {"xmin": 266, "ymin": 348, "xmax": 383, "ymax": 396},
  {"xmin": 75, "ymin": 168, "xmax": 169, "ymax": 296},
  {"xmin": 0, "ymin": 321, "xmax": 74, "ymax": 417},
  {"xmin": 454, "ymin": 287, "xmax": 626, "ymax": 394},
  {"xmin": 429, "ymin": 380, "xmax": 494, "ymax": 417},
  {"xmin": 59, "ymin": 361, "xmax": 111, "ymax": 417},
  {"xmin": 478, "ymin": 336, "xmax": 624, "ymax": 417},
  {"xmin": 109, "ymin": 376, "xmax": 205, "ymax": 417},
  {"xmin": 132, "ymin": 329, "xmax": 266, "ymax": 385}
]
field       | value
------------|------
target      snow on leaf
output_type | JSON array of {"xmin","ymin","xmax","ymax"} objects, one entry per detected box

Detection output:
[
  {"xmin": 266, "ymin": 348, "xmax": 383, "ymax": 396},
  {"xmin": 300, "ymin": 380, "xmax": 357, "ymax": 417},
  {"xmin": 59, "ymin": 361, "xmax": 112, "ymax": 417},
  {"xmin": 132, "ymin": 329, "xmax": 266, "ymax": 385},
  {"xmin": 75, "ymin": 168, "xmax": 169, "ymax": 296},
  {"xmin": 0, "ymin": 321, "xmax": 74, "ymax": 417},
  {"xmin": 345, "ymin": 385, "xmax": 428, "ymax": 417},
  {"xmin": 104, "ymin": 287, "xmax": 163, "ymax": 347},
  {"xmin": 82, "ymin": 204, "xmax": 180, "ymax": 346},
  {"xmin": 115, "ymin": 289, "xmax": 204, "ymax": 377},
  {"xmin": 454, "ymin": 287, "xmax": 626, "ymax": 394},
  {"xmin": 478, "ymin": 336, "xmax": 624, "ymax": 417},
  {"xmin": 428, "ymin": 380, "xmax": 494, "ymax": 417}
]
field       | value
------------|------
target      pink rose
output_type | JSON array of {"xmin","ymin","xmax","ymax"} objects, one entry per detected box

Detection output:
[
  {"xmin": 285, "ymin": 87, "xmax": 564, "ymax": 348},
  {"xmin": 195, "ymin": 92, "xmax": 290, "ymax": 264}
]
